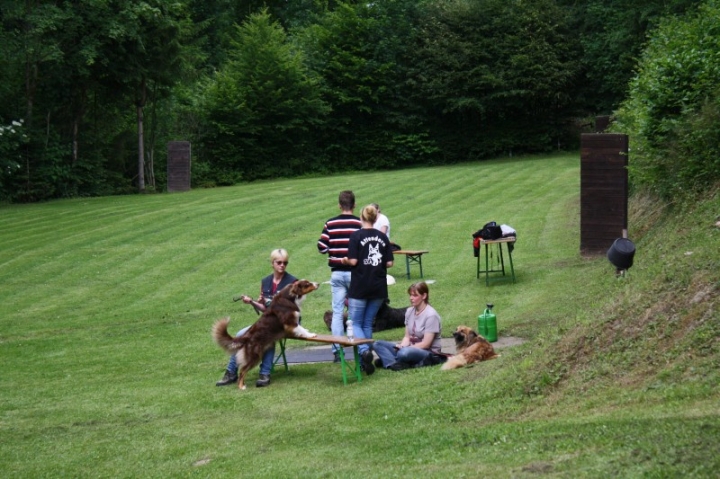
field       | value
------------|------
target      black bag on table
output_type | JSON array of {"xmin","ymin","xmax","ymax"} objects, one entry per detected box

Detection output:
[{"xmin": 473, "ymin": 221, "xmax": 502, "ymax": 241}]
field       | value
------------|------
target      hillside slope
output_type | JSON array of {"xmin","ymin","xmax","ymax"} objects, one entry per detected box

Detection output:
[{"xmin": 531, "ymin": 187, "xmax": 719, "ymax": 401}]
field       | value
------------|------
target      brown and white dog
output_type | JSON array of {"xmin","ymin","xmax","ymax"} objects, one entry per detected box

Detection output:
[
  {"xmin": 441, "ymin": 325, "xmax": 499, "ymax": 370},
  {"xmin": 212, "ymin": 280, "xmax": 319, "ymax": 389}
]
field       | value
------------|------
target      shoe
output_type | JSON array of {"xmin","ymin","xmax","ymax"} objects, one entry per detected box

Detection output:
[
  {"xmin": 215, "ymin": 370, "xmax": 238, "ymax": 386},
  {"xmin": 374, "ymin": 358, "xmax": 384, "ymax": 368},
  {"xmin": 333, "ymin": 352, "xmax": 342, "ymax": 363},
  {"xmin": 256, "ymin": 374, "xmax": 271, "ymax": 388},
  {"xmin": 388, "ymin": 362, "xmax": 409, "ymax": 371},
  {"xmin": 361, "ymin": 350, "xmax": 375, "ymax": 376}
]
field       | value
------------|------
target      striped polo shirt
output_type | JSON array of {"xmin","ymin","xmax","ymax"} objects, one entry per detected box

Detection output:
[{"xmin": 317, "ymin": 214, "xmax": 362, "ymax": 271}]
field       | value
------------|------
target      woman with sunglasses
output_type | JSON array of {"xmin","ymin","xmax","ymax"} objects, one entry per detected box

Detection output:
[
  {"xmin": 240, "ymin": 249, "xmax": 296, "ymax": 313},
  {"xmin": 216, "ymin": 249, "xmax": 297, "ymax": 388}
]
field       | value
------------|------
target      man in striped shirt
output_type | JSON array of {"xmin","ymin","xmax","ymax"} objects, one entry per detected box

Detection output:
[{"xmin": 317, "ymin": 190, "xmax": 362, "ymax": 361}]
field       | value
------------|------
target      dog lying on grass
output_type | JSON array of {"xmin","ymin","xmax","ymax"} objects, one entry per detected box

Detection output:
[
  {"xmin": 441, "ymin": 325, "xmax": 499, "ymax": 370},
  {"xmin": 213, "ymin": 280, "xmax": 319, "ymax": 389},
  {"xmin": 322, "ymin": 298, "xmax": 408, "ymax": 333}
]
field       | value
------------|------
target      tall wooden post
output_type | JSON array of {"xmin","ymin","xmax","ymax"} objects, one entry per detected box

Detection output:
[
  {"xmin": 167, "ymin": 141, "xmax": 191, "ymax": 192},
  {"xmin": 580, "ymin": 133, "xmax": 629, "ymax": 255}
]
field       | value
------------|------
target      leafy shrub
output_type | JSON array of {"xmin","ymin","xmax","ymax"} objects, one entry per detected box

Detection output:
[
  {"xmin": 614, "ymin": 0, "xmax": 720, "ymax": 197},
  {"xmin": 200, "ymin": 10, "xmax": 329, "ymax": 182}
]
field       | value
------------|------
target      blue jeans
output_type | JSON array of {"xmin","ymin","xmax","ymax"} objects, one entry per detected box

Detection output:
[
  {"xmin": 226, "ymin": 326, "xmax": 275, "ymax": 376},
  {"xmin": 373, "ymin": 340, "xmax": 431, "ymax": 368},
  {"xmin": 348, "ymin": 297, "xmax": 384, "ymax": 355},
  {"xmin": 330, "ymin": 270, "xmax": 352, "ymax": 353}
]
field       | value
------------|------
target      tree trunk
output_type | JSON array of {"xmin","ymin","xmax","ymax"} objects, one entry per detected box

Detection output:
[
  {"xmin": 71, "ymin": 87, "xmax": 87, "ymax": 166},
  {"xmin": 146, "ymin": 148, "xmax": 155, "ymax": 189},
  {"xmin": 72, "ymin": 120, "xmax": 79, "ymax": 165},
  {"xmin": 25, "ymin": 61, "xmax": 36, "ymax": 126},
  {"xmin": 146, "ymin": 88, "xmax": 157, "ymax": 189},
  {"xmin": 23, "ymin": 50, "xmax": 38, "ymax": 197},
  {"xmin": 136, "ymin": 77, "xmax": 147, "ymax": 192},
  {"xmin": 137, "ymin": 103, "xmax": 145, "ymax": 192}
]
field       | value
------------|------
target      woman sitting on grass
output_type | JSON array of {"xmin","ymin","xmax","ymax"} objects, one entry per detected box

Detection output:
[{"xmin": 372, "ymin": 281, "xmax": 443, "ymax": 371}]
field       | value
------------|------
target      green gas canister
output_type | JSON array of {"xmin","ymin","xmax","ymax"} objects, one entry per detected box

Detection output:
[{"xmin": 477, "ymin": 303, "xmax": 498, "ymax": 342}]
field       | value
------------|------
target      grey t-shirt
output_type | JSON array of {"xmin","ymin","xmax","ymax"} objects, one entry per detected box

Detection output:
[{"xmin": 405, "ymin": 304, "xmax": 442, "ymax": 353}]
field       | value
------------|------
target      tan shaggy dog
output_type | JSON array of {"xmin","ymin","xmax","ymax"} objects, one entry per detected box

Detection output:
[
  {"xmin": 441, "ymin": 325, "xmax": 499, "ymax": 370},
  {"xmin": 212, "ymin": 280, "xmax": 319, "ymax": 389}
]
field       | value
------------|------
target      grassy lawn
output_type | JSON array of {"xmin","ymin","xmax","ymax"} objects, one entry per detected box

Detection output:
[{"xmin": 1, "ymin": 153, "xmax": 718, "ymax": 478}]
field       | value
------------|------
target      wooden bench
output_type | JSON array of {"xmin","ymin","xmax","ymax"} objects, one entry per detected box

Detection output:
[
  {"xmin": 475, "ymin": 237, "xmax": 516, "ymax": 286},
  {"xmin": 393, "ymin": 250, "xmax": 429, "ymax": 279},
  {"xmin": 273, "ymin": 335, "xmax": 374, "ymax": 385}
]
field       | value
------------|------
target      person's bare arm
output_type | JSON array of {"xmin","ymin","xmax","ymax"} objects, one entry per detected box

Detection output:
[
  {"xmin": 412, "ymin": 332, "xmax": 436, "ymax": 350},
  {"xmin": 396, "ymin": 331, "xmax": 412, "ymax": 349},
  {"xmin": 241, "ymin": 295, "xmax": 266, "ymax": 312}
]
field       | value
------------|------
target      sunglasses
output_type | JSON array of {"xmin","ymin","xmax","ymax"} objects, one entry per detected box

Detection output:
[{"xmin": 275, "ymin": 261, "xmax": 289, "ymax": 265}]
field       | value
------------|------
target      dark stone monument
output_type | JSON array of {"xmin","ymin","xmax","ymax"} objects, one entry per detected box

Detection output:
[
  {"xmin": 580, "ymin": 133, "xmax": 629, "ymax": 255},
  {"xmin": 167, "ymin": 141, "xmax": 191, "ymax": 192}
]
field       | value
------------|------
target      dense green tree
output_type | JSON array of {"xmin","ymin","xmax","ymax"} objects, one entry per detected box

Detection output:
[
  {"xmin": 614, "ymin": 0, "xmax": 720, "ymax": 196},
  {"xmin": 2, "ymin": 0, "xmax": 713, "ymax": 202},
  {"xmin": 185, "ymin": 0, "xmax": 243, "ymax": 70},
  {"xmin": 409, "ymin": 0, "xmax": 579, "ymax": 159},
  {"xmin": 98, "ymin": 0, "xmax": 189, "ymax": 191},
  {"xmin": 0, "ymin": 0, "xmax": 114, "ymax": 200},
  {"xmin": 200, "ymin": 10, "xmax": 330, "ymax": 183},
  {"xmin": 558, "ymin": 0, "xmax": 701, "ymax": 115},
  {"xmin": 0, "ymin": 0, "xmax": 191, "ymax": 200},
  {"xmin": 299, "ymin": 0, "xmax": 435, "ymax": 169}
]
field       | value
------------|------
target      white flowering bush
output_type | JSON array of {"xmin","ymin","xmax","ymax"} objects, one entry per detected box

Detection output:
[{"xmin": 0, "ymin": 119, "xmax": 27, "ymax": 179}]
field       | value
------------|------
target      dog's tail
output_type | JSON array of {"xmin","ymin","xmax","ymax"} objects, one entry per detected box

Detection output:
[
  {"xmin": 440, "ymin": 355, "xmax": 467, "ymax": 370},
  {"xmin": 212, "ymin": 317, "xmax": 245, "ymax": 353},
  {"xmin": 441, "ymin": 352, "xmax": 501, "ymax": 370}
]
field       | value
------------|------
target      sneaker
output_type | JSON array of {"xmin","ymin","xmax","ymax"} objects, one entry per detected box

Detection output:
[
  {"xmin": 333, "ymin": 352, "xmax": 342, "ymax": 363},
  {"xmin": 388, "ymin": 362, "xmax": 409, "ymax": 372},
  {"xmin": 255, "ymin": 374, "xmax": 271, "ymax": 388},
  {"xmin": 215, "ymin": 370, "xmax": 238, "ymax": 386},
  {"xmin": 374, "ymin": 358, "xmax": 384, "ymax": 368},
  {"xmin": 361, "ymin": 350, "xmax": 375, "ymax": 376}
]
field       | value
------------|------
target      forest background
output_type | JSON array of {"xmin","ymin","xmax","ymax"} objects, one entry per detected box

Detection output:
[{"xmin": 1, "ymin": 0, "xmax": 719, "ymax": 203}]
